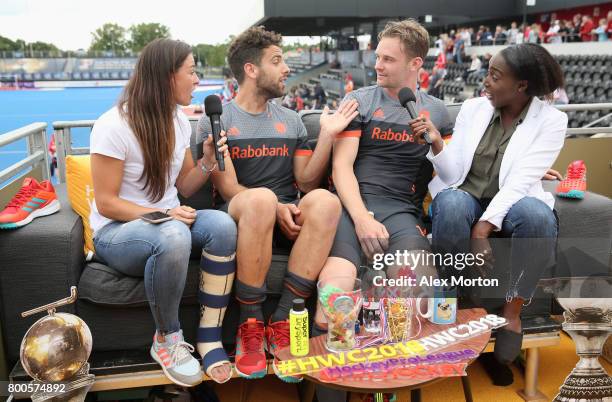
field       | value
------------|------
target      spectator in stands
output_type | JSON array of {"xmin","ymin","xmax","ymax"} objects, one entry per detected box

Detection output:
[
  {"xmin": 48, "ymin": 134, "xmax": 57, "ymax": 179},
  {"xmin": 434, "ymin": 33, "xmax": 446, "ymax": 53},
  {"xmin": 453, "ymin": 32, "xmax": 465, "ymax": 64},
  {"xmin": 608, "ymin": 11, "xmax": 612, "ymax": 38},
  {"xmin": 507, "ymin": 22, "xmax": 519, "ymax": 44},
  {"xmin": 516, "ymin": 24, "xmax": 526, "ymax": 44},
  {"xmin": 428, "ymin": 66, "xmax": 445, "ymax": 99},
  {"xmin": 295, "ymin": 91, "xmax": 305, "ymax": 111},
  {"xmin": 528, "ymin": 24, "xmax": 541, "ymax": 43},
  {"xmin": 494, "ymin": 25, "xmax": 507, "ymax": 45},
  {"xmin": 462, "ymin": 27, "xmax": 472, "ymax": 47},
  {"xmin": 481, "ymin": 26, "xmax": 494, "ymax": 45},
  {"xmin": 580, "ymin": 15, "xmax": 595, "ymax": 41},
  {"xmin": 475, "ymin": 26, "xmax": 484, "ymax": 45},
  {"xmin": 344, "ymin": 72, "xmax": 354, "ymax": 94},
  {"xmin": 418, "ymin": 67, "xmax": 430, "ymax": 91},
  {"xmin": 199, "ymin": 26, "xmax": 356, "ymax": 382},
  {"xmin": 570, "ymin": 14, "xmax": 582, "ymax": 42},
  {"xmin": 481, "ymin": 52, "xmax": 492, "ymax": 71},
  {"xmin": 313, "ymin": 82, "xmax": 327, "ymax": 109},
  {"xmin": 425, "ymin": 43, "xmax": 566, "ymax": 372},
  {"xmin": 558, "ymin": 20, "xmax": 571, "ymax": 42},
  {"xmin": 298, "ymin": 83, "xmax": 310, "ymax": 99},
  {"xmin": 593, "ymin": 18, "xmax": 609, "ymax": 42},
  {"xmin": 222, "ymin": 75, "xmax": 238, "ymax": 102},
  {"xmin": 469, "ymin": 27, "xmax": 476, "ymax": 45},
  {"xmin": 463, "ymin": 53, "xmax": 482, "ymax": 81},
  {"xmin": 282, "ymin": 86, "xmax": 296, "ymax": 109},
  {"xmin": 90, "ymin": 39, "xmax": 237, "ymax": 386},
  {"xmin": 546, "ymin": 20, "xmax": 563, "ymax": 44},
  {"xmin": 445, "ymin": 37, "xmax": 455, "ymax": 62}
]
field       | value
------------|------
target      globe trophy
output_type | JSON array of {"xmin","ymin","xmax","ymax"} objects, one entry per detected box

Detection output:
[
  {"xmin": 540, "ymin": 276, "xmax": 612, "ymax": 401},
  {"xmin": 19, "ymin": 286, "xmax": 94, "ymax": 402}
]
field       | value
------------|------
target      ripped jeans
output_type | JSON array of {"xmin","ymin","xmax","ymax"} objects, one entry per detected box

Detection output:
[
  {"xmin": 431, "ymin": 188, "xmax": 558, "ymax": 302},
  {"xmin": 93, "ymin": 210, "xmax": 237, "ymax": 335}
]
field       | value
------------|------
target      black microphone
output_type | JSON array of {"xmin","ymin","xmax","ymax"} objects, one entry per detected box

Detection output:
[
  {"xmin": 398, "ymin": 87, "xmax": 432, "ymax": 145},
  {"xmin": 204, "ymin": 95, "xmax": 225, "ymax": 171}
]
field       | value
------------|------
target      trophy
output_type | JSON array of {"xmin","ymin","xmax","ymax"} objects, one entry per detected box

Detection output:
[
  {"xmin": 540, "ymin": 276, "xmax": 612, "ymax": 401},
  {"xmin": 19, "ymin": 287, "xmax": 94, "ymax": 402}
]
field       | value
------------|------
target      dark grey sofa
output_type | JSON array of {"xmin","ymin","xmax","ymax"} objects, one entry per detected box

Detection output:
[{"xmin": 1, "ymin": 106, "xmax": 611, "ymax": 369}]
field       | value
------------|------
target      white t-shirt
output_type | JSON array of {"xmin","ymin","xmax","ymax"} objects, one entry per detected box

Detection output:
[{"xmin": 89, "ymin": 106, "xmax": 192, "ymax": 235}]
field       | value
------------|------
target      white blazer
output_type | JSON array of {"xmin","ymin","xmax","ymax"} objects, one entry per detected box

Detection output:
[{"xmin": 427, "ymin": 96, "xmax": 567, "ymax": 230}]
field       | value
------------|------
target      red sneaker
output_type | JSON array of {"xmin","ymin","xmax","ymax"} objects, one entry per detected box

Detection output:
[
  {"xmin": 556, "ymin": 160, "xmax": 587, "ymax": 199},
  {"xmin": 266, "ymin": 319, "xmax": 302, "ymax": 383},
  {"xmin": 234, "ymin": 318, "xmax": 267, "ymax": 379},
  {"xmin": 0, "ymin": 178, "xmax": 60, "ymax": 229}
]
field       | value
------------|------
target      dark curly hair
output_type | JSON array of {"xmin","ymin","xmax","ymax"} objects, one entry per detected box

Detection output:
[
  {"xmin": 500, "ymin": 43, "xmax": 564, "ymax": 101},
  {"xmin": 228, "ymin": 26, "xmax": 283, "ymax": 84}
]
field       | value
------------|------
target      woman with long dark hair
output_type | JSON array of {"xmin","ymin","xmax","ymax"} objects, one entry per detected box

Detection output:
[
  {"xmin": 90, "ymin": 39, "xmax": 236, "ymax": 385},
  {"xmin": 412, "ymin": 43, "xmax": 567, "ymax": 367}
]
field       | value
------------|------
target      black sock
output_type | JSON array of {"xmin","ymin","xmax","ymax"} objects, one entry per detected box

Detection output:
[
  {"xmin": 235, "ymin": 279, "xmax": 266, "ymax": 324},
  {"xmin": 479, "ymin": 353, "xmax": 514, "ymax": 386},
  {"xmin": 271, "ymin": 271, "xmax": 316, "ymax": 323}
]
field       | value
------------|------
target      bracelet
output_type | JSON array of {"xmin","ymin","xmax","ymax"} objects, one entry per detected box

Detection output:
[{"xmin": 199, "ymin": 158, "xmax": 218, "ymax": 175}]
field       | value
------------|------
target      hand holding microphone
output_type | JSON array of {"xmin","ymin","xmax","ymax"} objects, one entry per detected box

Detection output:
[
  {"xmin": 398, "ymin": 87, "xmax": 441, "ymax": 147},
  {"xmin": 204, "ymin": 95, "xmax": 226, "ymax": 171}
]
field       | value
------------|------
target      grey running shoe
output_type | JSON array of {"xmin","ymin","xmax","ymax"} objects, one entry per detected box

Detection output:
[{"xmin": 150, "ymin": 330, "xmax": 203, "ymax": 387}]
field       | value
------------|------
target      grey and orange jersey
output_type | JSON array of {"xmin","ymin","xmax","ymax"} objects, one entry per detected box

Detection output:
[
  {"xmin": 336, "ymin": 85, "xmax": 454, "ymax": 208},
  {"xmin": 196, "ymin": 99, "xmax": 312, "ymax": 203}
]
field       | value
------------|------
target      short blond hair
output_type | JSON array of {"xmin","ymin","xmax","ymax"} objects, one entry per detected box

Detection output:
[{"xmin": 378, "ymin": 19, "xmax": 430, "ymax": 60}]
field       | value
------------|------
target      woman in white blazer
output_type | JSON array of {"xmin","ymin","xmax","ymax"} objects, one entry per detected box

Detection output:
[{"xmin": 411, "ymin": 44, "xmax": 567, "ymax": 367}]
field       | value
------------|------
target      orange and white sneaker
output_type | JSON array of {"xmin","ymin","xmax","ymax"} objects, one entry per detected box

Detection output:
[
  {"xmin": 556, "ymin": 160, "xmax": 587, "ymax": 199},
  {"xmin": 266, "ymin": 319, "xmax": 302, "ymax": 383},
  {"xmin": 235, "ymin": 318, "xmax": 267, "ymax": 379},
  {"xmin": 0, "ymin": 177, "xmax": 60, "ymax": 229}
]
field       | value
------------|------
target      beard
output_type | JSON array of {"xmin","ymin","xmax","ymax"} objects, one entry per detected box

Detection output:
[{"xmin": 256, "ymin": 70, "xmax": 285, "ymax": 100}]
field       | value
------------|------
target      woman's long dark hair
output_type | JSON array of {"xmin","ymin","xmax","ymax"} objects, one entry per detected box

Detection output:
[
  {"xmin": 500, "ymin": 43, "xmax": 564, "ymax": 102},
  {"xmin": 118, "ymin": 38, "xmax": 191, "ymax": 202}
]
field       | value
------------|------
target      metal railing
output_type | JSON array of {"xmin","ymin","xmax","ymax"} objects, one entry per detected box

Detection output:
[
  {"xmin": 52, "ymin": 120, "xmax": 97, "ymax": 183},
  {"xmin": 2, "ymin": 103, "xmax": 611, "ymax": 188},
  {"xmin": 0, "ymin": 123, "xmax": 49, "ymax": 186},
  {"xmin": 555, "ymin": 103, "xmax": 612, "ymax": 136}
]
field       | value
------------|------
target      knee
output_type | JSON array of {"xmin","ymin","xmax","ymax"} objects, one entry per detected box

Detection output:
[
  {"xmin": 432, "ymin": 189, "xmax": 473, "ymax": 223},
  {"xmin": 508, "ymin": 198, "xmax": 557, "ymax": 237},
  {"xmin": 320, "ymin": 257, "xmax": 357, "ymax": 280},
  {"xmin": 239, "ymin": 188, "xmax": 277, "ymax": 227},
  {"xmin": 302, "ymin": 189, "xmax": 342, "ymax": 228},
  {"xmin": 202, "ymin": 210, "xmax": 237, "ymax": 254},
  {"xmin": 157, "ymin": 221, "xmax": 192, "ymax": 264}
]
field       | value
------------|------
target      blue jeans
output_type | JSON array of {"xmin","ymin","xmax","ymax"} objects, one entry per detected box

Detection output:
[
  {"xmin": 94, "ymin": 210, "xmax": 237, "ymax": 335},
  {"xmin": 431, "ymin": 188, "xmax": 558, "ymax": 301}
]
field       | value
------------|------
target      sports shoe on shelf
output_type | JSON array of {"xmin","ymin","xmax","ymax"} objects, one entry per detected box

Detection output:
[
  {"xmin": 266, "ymin": 319, "xmax": 302, "ymax": 383},
  {"xmin": 234, "ymin": 318, "xmax": 267, "ymax": 379},
  {"xmin": 556, "ymin": 160, "xmax": 587, "ymax": 199},
  {"xmin": 0, "ymin": 177, "xmax": 60, "ymax": 229},
  {"xmin": 150, "ymin": 330, "xmax": 203, "ymax": 387}
]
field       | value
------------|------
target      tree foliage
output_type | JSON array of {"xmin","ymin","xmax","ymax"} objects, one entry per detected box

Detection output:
[
  {"xmin": 128, "ymin": 23, "xmax": 171, "ymax": 52},
  {"xmin": 89, "ymin": 23, "xmax": 128, "ymax": 53}
]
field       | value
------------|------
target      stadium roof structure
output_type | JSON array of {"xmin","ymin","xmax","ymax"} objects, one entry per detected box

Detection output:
[{"xmin": 251, "ymin": 0, "xmax": 611, "ymax": 36}]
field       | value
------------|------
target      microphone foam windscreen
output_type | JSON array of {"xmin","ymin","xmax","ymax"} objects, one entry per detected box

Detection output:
[
  {"xmin": 204, "ymin": 95, "xmax": 223, "ymax": 116},
  {"xmin": 398, "ymin": 87, "xmax": 416, "ymax": 107}
]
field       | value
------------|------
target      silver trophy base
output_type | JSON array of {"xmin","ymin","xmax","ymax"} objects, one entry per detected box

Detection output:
[
  {"xmin": 31, "ymin": 364, "xmax": 95, "ymax": 402},
  {"xmin": 554, "ymin": 322, "xmax": 612, "ymax": 402}
]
